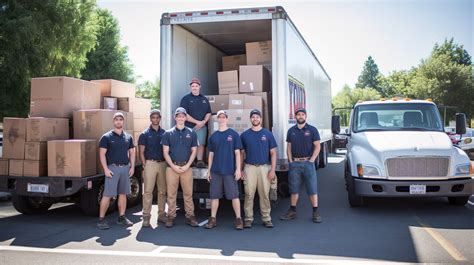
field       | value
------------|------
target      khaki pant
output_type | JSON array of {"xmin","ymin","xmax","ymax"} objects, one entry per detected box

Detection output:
[
  {"xmin": 244, "ymin": 164, "xmax": 272, "ymax": 222},
  {"xmin": 166, "ymin": 167, "xmax": 194, "ymax": 218},
  {"xmin": 142, "ymin": 161, "xmax": 167, "ymax": 217}
]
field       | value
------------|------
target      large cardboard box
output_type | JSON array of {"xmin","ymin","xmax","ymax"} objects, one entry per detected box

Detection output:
[
  {"xmin": 222, "ymin": 54, "xmax": 246, "ymax": 71},
  {"xmin": 102, "ymin": 97, "xmax": 118, "ymax": 110},
  {"xmin": 92, "ymin": 79, "xmax": 136, "ymax": 98},
  {"xmin": 9, "ymin": 159, "xmax": 24, "ymax": 176},
  {"xmin": 218, "ymin": 70, "xmax": 239, "ymax": 95},
  {"xmin": 0, "ymin": 159, "xmax": 9, "ymax": 175},
  {"xmin": 246, "ymin": 41, "xmax": 272, "ymax": 66},
  {"xmin": 247, "ymin": 92, "xmax": 272, "ymax": 128},
  {"xmin": 228, "ymin": 94, "xmax": 263, "ymax": 111},
  {"xmin": 208, "ymin": 115, "xmax": 218, "ymax": 135},
  {"xmin": 118, "ymin": 97, "xmax": 152, "ymax": 119},
  {"xmin": 25, "ymin": 142, "xmax": 47, "ymax": 161},
  {"xmin": 239, "ymin": 65, "xmax": 270, "ymax": 93},
  {"xmin": 23, "ymin": 160, "xmax": 47, "ymax": 177},
  {"xmin": 73, "ymin": 110, "xmax": 133, "ymax": 140},
  {"xmin": 26, "ymin": 118, "xmax": 69, "ymax": 142},
  {"xmin": 48, "ymin": 140, "xmax": 96, "ymax": 177},
  {"xmin": 30, "ymin": 77, "xmax": 100, "ymax": 118},
  {"xmin": 226, "ymin": 109, "xmax": 253, "ymax": 134},
  {"xmin": 133, "ymin": 118, "xmax": 149, "ymax": 133},
  {"xmin": 206, "ymin": 95, "xmax": 229, "ymax": 114},
  {"xmin": 3, "ymin": 118, "xmax": 26, "ymax": 159}
]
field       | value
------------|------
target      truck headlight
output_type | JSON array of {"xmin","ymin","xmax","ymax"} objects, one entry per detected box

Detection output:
[
  {"xmin": 362, "ymin": 165, "xmax": 380, "ymax": 177},
  {"xmin": 455, "ymin": 164, "xmax": 471, "ymax": 176}
]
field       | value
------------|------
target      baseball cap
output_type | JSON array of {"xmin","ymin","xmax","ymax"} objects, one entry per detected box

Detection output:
[
  {"xmin": 113, "ymin": 112, "xmax": 125, "ymax": 119},
  {"xmin": 175, "ymin": 107, "xmax": 187, "ymax": 116},
  {"xmin": 216, "ymin": 110, "xmax": 228, "ymax": 118},
  {"xmin": 189, "ymin": 78, "xmax": 201, "ymax": 86},
  {"xmin": 295, "ymin": 107, "xmax": 307, "ymax": 115},
  {"xmin": 150, "ymin": 109, "xmax": 161, "ymax": 117},
  {"xmin": 250, "ymin": 109, "xmax": 262, "ymax": 118}
]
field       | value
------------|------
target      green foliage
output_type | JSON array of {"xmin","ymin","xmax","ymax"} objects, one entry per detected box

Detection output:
[
  {"xmin": 81, "ymin": 8, "xmax": 134, "ymax": 82},
  {"xmin": 332, "ymin": 85, "xmax": 381, "ymax": 126},
  {"xmin": 432, "ymin": 38, "xmax": 471, "ymax": 66},
  {"xmin": 136, "ymin": 78, "xmax": 160, "ymax": 109},
  {"xmin": 355, "ymin": 56, "xmax": 382, "ymax": 94}
]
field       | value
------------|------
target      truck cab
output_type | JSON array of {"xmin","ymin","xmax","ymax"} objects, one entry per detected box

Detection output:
[{"xmin": 332, "ymin": 98, "xmax": 473, "ymax": 206}]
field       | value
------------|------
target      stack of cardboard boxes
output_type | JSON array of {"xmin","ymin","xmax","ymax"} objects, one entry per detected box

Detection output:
[
  {"xmin": 207, "ymin": 40, "xmax": 272, "ymax": 134},
  {"xmin": 1, "ymin": 77, "xmax": 151, "ymax": 177}
]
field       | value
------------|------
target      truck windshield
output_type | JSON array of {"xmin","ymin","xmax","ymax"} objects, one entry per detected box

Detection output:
[{"xmin": 353, "ymin": 103, "xmax": 444, "ymax": 133}]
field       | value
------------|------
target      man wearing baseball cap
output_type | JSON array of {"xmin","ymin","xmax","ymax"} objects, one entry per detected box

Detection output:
[
  {"xmin": 161, "ymin": 107, "xmax": 199, "ymax": 228},
  {"xmin": 97, "ymin": 112, "xmax": 136, "ymax": 230},
  {"xmin": 179, "ymin": 77, "xmax": 212, "ymax": 168},
  {"xmin": 240, "ymin": 109, "xmax": 278, "ymax": 228},
  {"xmin": 138, "ymin": 109, "xmax": 167, "ymax": 227},
  {"xmin": 280, "ymin": 108, "xmax": 322, "ymax": 223},
  {"xmin": 205, "ymin": 110, "xmax": 244, "ymax": 230}
]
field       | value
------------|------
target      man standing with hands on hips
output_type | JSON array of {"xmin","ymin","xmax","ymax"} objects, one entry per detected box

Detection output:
[
  {"xmin": 97, "ymin": 112, "xmax": 135, "ymax": 230},
  {"xmin": 139, "ymin": 109, "xmax": 167, "ymax": 228},
  {"xmin": 241, "ymin": 109, "xmax": 278, "ymax": 228},
  {"xmin": 179, "ymin": 78, "xmax": 212, "ymax": 168},
  {"xmin": 162, "ymin": 107, "xmax": 199, "ymax": 228},
  {"xmin": 280, "ymin": 108, "xmax": 322, "ymax": 223}
]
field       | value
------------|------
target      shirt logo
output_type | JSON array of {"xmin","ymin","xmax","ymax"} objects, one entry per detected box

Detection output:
[
  {"xmin": 227, "ymin": 135, "xmax": 233, "ymax": 142},
  {"xmin": 261, "ymin": 135, "xmax": 267, "ymax": 141},
  {"xmin": 304, "ymin": 131, "xmax": 311, "ymax": 137},
  {"xmin": 186, "ymin": 134, "xmax": 191, "ymax": 139},
  {"xmin": 190, "ymin": 100, "xmax": 194, "ymax": 103},
  {"xmin": 202, "ymin": 100, "xmax": 207, "ymax": 104}
]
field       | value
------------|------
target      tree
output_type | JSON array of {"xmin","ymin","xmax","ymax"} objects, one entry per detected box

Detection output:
[
  {"xmin": 81, "ymin": 8, "xmax": 134, "ymax": 82},
  {"xmin": 0, "ymin": 0, "xmax": 97, "ymax": 119},
  {"xmin": 378, "ymin": 69, "xmax": 417, "ymax": 98},
  {"xmin": 432, "ymin": 38, "xmax": 472, "ymax": 66},
  {"xmin": 136, "ymin": 78, "xmax": 160, "ymax": 109},
  {"xmin": 355, "ymin": 56, "xmax": 382, "ymax": 94},
  {"xmin": 333, "ymin": 85, "xmax": 381, "ymax": 125}
]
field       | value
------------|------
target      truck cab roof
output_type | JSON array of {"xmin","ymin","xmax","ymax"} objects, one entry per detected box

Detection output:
[{"xmin": 354, "ymin": 99, "xmax": 436, "ymax": 107}]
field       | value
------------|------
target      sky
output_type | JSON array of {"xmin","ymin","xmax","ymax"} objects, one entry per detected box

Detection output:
[{"xmin": 97, "ymin": 0, "xmax": 473, "ymax": 96}]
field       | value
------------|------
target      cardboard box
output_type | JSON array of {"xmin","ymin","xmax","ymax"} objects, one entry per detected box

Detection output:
[
  {"xmin": 0, "ymin": 159, "xmax": 9, "ymax": 175},
  {"xmin": 25, "ymin": 142, "xmax": 47, "ymax": 161},
  {"xmin": 222, "ymin": 54, "xmax": 246, "ymax": 71},
  {"xmin": 228, "ymin": 94, "xmax": 263, "ymax": 111},
  {"xmin": 218, "ymin": 71, "xmax": 239, "ymax": 95},
  {"xmin": 239, "ymin": 65, "xmax": 270, "ymax": 93},
  {"xmin": 133, "ymin": 118, "xmax": 149, "ymax": 133},
  {"xmin": 246, "ymin": 41, "xmax": 272, "ymax": 66},
  {"xmin": 226, "ymin": 109, "xmax": 253, "ymax": 134},
  {"xmin": 208, "ymin": 115, "xmax": 218, "ymax": 135},
  {"xmin": 48, "ymin": 140, "xmax": 96, "ymax": 177},
  {"xmin": 73, "ymin": 110, "xmax": 133, "ymax": 140},
  {"xmin": 26, "ymin": 118, "xmax": 69, "ymax": 142},
  {"xmin": 247, "ymin": 92, "xmax": 272, "ymax": 128},
  {"xmin": 30, "ymin": 77, "xmax": 100, "ymax": 118},
  {"xmin": 206, "ymin": 95, "xmax": 229, "ymax": 114},
  {"xmin": 9, "ymin": 159, "xmax": 24, "ymax": 176},
  {"xmin": 3, "ymin": 118, "xmax": 26, "ymax": 159},
  {"xmin": 92, "ymin": 79, "xmax": 136, "ymax": 98},
  {"xmin": 118, "ymin": 97, "xmax": 152, "ymax": 119},
  {"xmin": 23, "ymin": 160, "xmax": 47, "ymax": 177},
  {"xmin": 102, "ymin": 97, "xmax": 117, "ymax": 110}
]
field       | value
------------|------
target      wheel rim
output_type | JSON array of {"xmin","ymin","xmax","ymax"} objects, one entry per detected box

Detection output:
[{"xmin": 128, "ymin": 176, "xmax": 140, "ymax": 201}]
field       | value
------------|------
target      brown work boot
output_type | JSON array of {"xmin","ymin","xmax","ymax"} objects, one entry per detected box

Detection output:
[
  {"xmin": 166, "ymin": 217, "xmax": 174, "ymax": 228},
  {"xmin": 186, "ymin": 215, "xmax": 199, "ymax": 227},
  {"xmin": 235, "ymin": 217, "xmax": 243, "ymax": 230},
  {"xmin": 205, "ymin": 217, "xmax": 216, "ymax": 229},
  {"xmin": 157, "ymin": 214, "xmax": 167, "ymax": 224},
  {"xmin": 263, "ymin": 220, "xmax": 274, "ymax": 228},
  {"xmin": 243, "ymin": 220, "xmax": 253, "ymax": 228},
  {"xmin": 280, "ymin": 208, "xmax": 297, "ymax": 220},
  {"xmin": 142, "ymin": 215, "xmax": 151, "ymax": 228}
]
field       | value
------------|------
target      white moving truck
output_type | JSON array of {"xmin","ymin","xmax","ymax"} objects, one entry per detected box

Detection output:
[
  {"xmin": 159, "ymin": 6, "xmax": 332, "ymax": 199},
  {"xmin": 332, "ymin": 99, "xmax": 473, "ymax": 206}
]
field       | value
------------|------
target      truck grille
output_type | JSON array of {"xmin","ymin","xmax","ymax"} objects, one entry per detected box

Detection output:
[{"xmin": 386, "ymin": 157, "xmax": 449, "ymax": 178}]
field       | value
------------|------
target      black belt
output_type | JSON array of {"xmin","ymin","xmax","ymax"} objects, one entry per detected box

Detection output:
[
  {"xmin": 109, "ymin": 163, "xmax": 129, "ymax": 167},
  {"xmin": 293, "ymin": 157, "xmax": 310, "ymax": 162},
  {"xmin": 173, "ymin": 161, "xmax": 188, "ymax": 166},
  {"xmin": 247, "ymin": 163, "xmax": 268, "ymax": 167},
  {"xmin": 147, "ymin": 159, "xmax": 165, "ymax": 162}
]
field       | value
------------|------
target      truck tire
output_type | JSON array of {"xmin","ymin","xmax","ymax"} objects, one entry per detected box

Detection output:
[
  {"xmin": 345, "ymin": 165, "xmax": 364, "ymax": 207},
  {"xmin": 447, "ymin": 196, "xmax": 469, "ymax": 206},
  {"xmin": 318, "ymin": 142, "xmax": 328, "ymax": 168},
  {"xmin": 127, "ymin": 174, "xmax": 142, "ymax": 207},
  {"xmin": 12, "ymin": 195, "xmax": 52, "ymax": 215},
  {"xmin": 277, "ymin": 172, "xmax": 290, "ymax": 198},
  {"xmin": 80, "ymin": 181, "xmax": 117, "ymax": 216}
]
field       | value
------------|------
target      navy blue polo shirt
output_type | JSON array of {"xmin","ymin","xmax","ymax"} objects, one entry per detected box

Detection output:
[
  {"xmin": 180, "ymin": 93, "xmax": 212, "ymax": 128},
  {"xmin": 161, "ymin": 126, "xmax": 198, "ymax": 163},
  {"xmin": 208, "ymin": 128, "xmax": 243, "ymax": 175},
  {"xmin": 99, "ymin": 130, "xmax": 135, "ymax": 165},
  {"xmin": 241, "ymin": 128, "xmax": 278, "ymax": 165},
  {"xmin": 286, "ymin": 123, "xmax": 320, "ymax": 158},
  {"xmin": 138, "ymin": 126, "xmax": 165, "ymax": 160}
]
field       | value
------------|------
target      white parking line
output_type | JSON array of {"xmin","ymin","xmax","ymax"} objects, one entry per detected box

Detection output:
[
  {"xmin": 198, "ymin": 219, "xmax": 208, "ymax": 227},
  {"xmin": 152, "ymin": 245, "xmax": 168, "ymax": 253}
]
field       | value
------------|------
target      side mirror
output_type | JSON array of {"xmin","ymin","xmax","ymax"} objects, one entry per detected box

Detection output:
[
  {"xmin": 455, "ymin": 113, "xmax": 466, "ymax": 135},
  {"xmin": 332, "ymin": 115, "xmax": 341, "ymax": 134}
]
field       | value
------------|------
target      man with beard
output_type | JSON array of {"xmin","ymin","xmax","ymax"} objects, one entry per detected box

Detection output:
[
  {"xmin": 97, "ymin": 112, "xmax": 136, "ymax": 229},
  {"xmin": 240, "ymin": 109, "xmax": 277, "ymax": 228},
  {"xmin": 280, "ymin": 108, "xmax": 322, "ymax": 223},
  {"xmin": 139, "ymin": 109, "xmax": 167, "ymax": 227}
]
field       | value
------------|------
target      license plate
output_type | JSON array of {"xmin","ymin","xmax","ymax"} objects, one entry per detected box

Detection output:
[
  {"xmin": 27, "ymin": 183, "xmax": 49, "ymax": 194},
  {"xmin": 410, "ymin": 184, "xmax": 426, "ymax": 195}
]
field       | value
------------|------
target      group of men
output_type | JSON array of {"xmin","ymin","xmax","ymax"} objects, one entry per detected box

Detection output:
[{"xmin": 96, "ymin": 78, "xmax": 322, "ymax": 230}]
